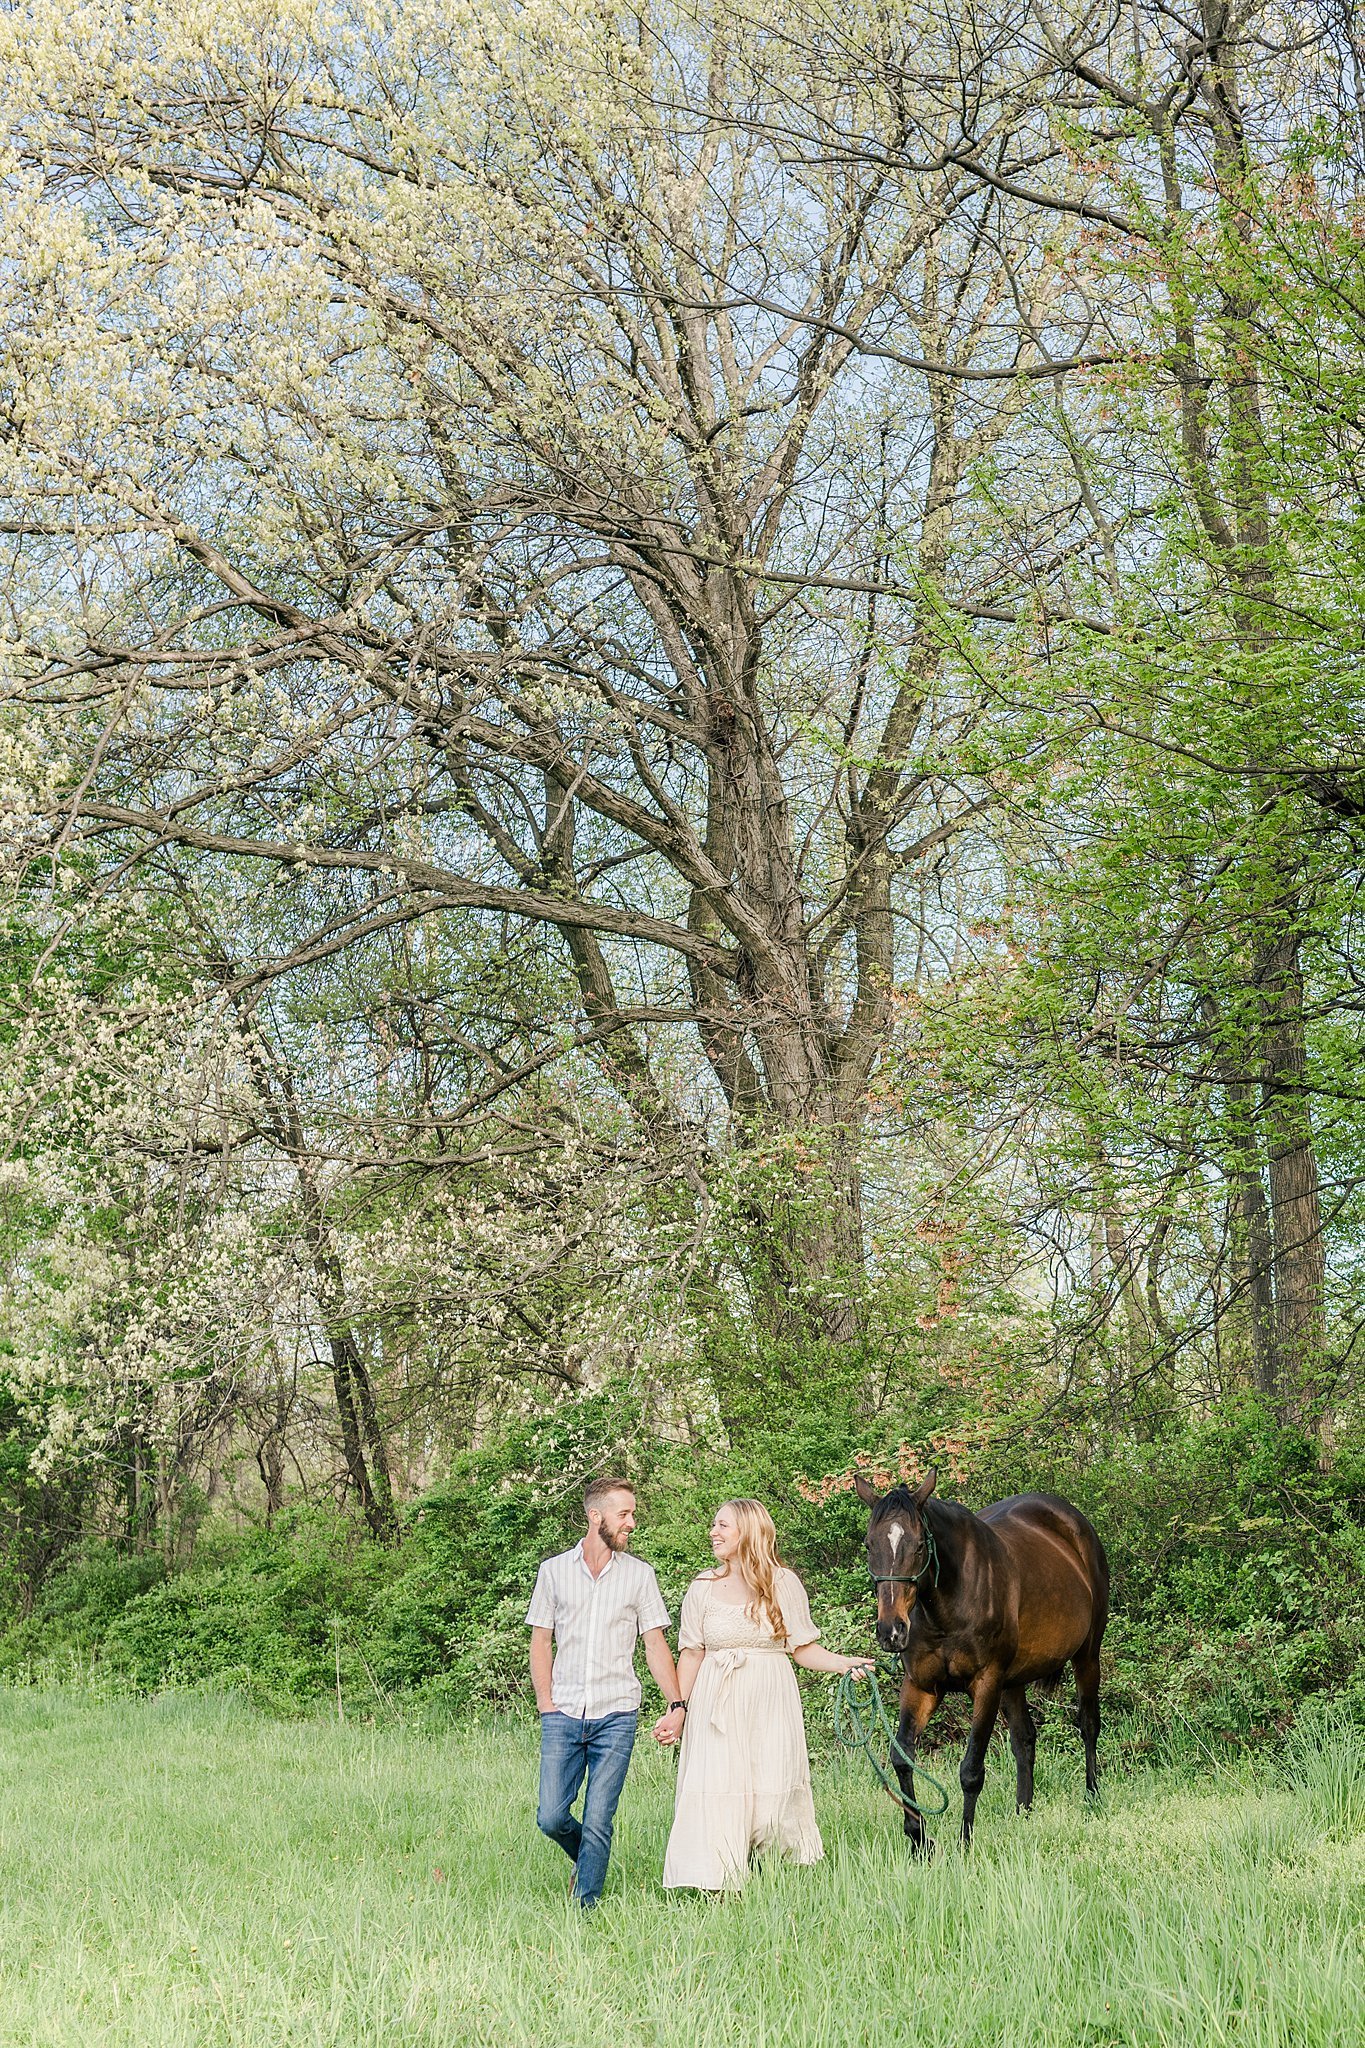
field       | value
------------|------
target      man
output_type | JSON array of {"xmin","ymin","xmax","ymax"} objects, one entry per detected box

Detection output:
[{"xmin": 526, "ymin": 1476, "xmax": 686, "ymax": 1908}]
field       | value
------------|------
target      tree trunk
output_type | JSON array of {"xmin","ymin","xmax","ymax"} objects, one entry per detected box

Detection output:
[
  {"xmin": 239, "ymin": 996, "xmax": 398, "ymax": 1539},
  {"xmin": 731, "ymin": 1114, "xmax": 864, "ymax": 1342},
  {"xmin": 1155, "ymin": 26, "xmax": 1327, "ymax": 1429},
  {"xmin": 1222, "ymin": 1073, "xmax": 1281, "ymax": 1401},
  {"xmin": 1086, "ymin": 1137, "xmax": 1154, "ymax": 1407},
  {"xmin": 324, "ymin": 1322, "xmax": 396, "ymax": 1543},
  {"xmin": 1258, "ymin": 920, "xmax": 1327, "ymax": 1424},
  {"xmin": 257, "ymin": 1432, "xmax": 286, "ymax": 1524}
]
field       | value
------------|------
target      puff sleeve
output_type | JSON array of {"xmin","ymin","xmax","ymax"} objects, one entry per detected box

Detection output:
[
  {"xmin": 777, "ymin": 1568, "xmax": 821, "ymax": 1650},
  {"xmin": 678, "ymin": 1578, "xmax": 709, "ymax": 1653}
]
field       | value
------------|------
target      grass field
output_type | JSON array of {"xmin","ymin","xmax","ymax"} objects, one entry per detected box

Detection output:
[{"xmin": 0, "ymin": 1688, "xmax": 1361, "ymax": 2047}]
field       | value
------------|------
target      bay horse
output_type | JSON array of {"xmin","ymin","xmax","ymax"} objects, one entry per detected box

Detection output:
[{"xmin": 855, "ymin": 1470, "xmax": 1109, "ymax": 1848}]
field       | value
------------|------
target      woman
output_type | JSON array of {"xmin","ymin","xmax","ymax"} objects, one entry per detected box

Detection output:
[{"xmin": 661, "ymin": 1497, "xmax": 872, "ymax": 1892}]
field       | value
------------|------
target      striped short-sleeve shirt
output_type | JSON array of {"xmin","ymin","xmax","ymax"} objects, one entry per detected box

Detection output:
[{"xmin": 525, "ymin": 1542, "xmax": 670, "ymax": 1718}]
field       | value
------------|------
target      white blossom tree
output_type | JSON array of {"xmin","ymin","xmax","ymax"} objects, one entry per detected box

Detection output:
[{"xmin": 0, "ymin": 0, "xmax": 1103, "ymax": 1337}]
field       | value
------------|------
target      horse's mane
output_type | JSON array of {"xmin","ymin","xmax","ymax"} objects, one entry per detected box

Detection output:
[{"xmin": 875, "ymin": 1484, "xmax": 928, "ymax": 1517}]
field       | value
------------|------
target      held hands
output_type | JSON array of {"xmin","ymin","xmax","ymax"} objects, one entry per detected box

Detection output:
[{"xmin": 652, "ymin": 1704, "xmax": 686, "ymax": 1746}]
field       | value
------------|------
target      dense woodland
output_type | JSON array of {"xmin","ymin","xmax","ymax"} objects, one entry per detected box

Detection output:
[{"xmin": 1, "ymin": 0, "xmax": 1365, "ymax": 1729}]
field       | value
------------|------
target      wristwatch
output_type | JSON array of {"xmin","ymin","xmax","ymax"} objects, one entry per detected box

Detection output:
[{"xmin": 668, "ymin": 1700, "xmax": 687, "ymax": 1714}]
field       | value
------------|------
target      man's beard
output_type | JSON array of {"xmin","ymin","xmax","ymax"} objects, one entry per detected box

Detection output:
[{"xmin": 602, "ymin": 1524, "xmax": 632, "ymax": 1552}]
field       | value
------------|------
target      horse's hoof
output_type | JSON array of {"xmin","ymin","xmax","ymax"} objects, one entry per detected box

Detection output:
[{"xmin": 905, "ymin": 1832, "xmax": 935, "ymax": 1861}]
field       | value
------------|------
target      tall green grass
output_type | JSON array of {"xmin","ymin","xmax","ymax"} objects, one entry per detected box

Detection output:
[{"xmin": 0, "ymin": 1688, "xmax": 1358, "ymax": 2047}]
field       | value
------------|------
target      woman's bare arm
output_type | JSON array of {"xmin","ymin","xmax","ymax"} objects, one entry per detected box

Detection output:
[
  {"xmin": 791, "ymin": 1641, "xmax": 875, "ymax": 1676},
  {"xmin": 651, "ymin": 1643, "xmax": 704, "ymax": 1745},
  {"xmin": 676, "ymin": 1646, "xmax": 705, "ymax": 1697}
]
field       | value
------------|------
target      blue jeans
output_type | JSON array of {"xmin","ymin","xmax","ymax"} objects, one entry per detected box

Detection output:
[{"xmin": 536, "ymin": 1709, "xmax": 638, "ymax": 1907}]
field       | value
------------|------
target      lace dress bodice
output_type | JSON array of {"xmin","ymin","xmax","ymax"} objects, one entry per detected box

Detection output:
[
  {"xmin": 678, "ymin": 1567, "xmax": 820, "ymax": 1656},
  {"xmin": 691, "ymin": 1582, "xmax": 786, "ymax": 1652}
]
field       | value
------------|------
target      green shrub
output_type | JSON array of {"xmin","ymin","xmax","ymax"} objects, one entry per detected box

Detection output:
[
  {"xmin": 0, "ymin": 1543, "xmax": 166, "ymax": 1675},
  {"xmin": 87, "ymin": 1511, "xmax": 389, "ymax": 1708}
]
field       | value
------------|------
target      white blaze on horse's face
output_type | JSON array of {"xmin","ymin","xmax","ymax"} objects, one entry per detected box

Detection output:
[{"xmin": 872, "ymin": 1513, "xmax": 917, "ymax": 1649}]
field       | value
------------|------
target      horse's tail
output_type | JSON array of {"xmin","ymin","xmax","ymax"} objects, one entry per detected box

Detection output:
[{"xmin": 1078, "ymin": 1511, "xmax": 1110, "ymax": 1652}]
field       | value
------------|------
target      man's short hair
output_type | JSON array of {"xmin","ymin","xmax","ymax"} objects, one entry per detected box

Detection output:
[{"xmin": 584, "ymin": 1475, "xmax": 635, "ymax": 1519}]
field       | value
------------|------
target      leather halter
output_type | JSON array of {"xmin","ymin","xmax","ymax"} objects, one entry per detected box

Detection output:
[{"xmin": 868, "ymin": 1518, "xmax": 939, "ymax": 1590}]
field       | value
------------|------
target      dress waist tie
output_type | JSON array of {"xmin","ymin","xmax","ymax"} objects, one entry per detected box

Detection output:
[{"xmin": 706, "ymin": 1646, "xmax": 787, "ymax": 1736}]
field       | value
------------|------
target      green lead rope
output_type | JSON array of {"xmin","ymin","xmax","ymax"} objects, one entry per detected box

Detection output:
[{"xmin": 833, "ymin": 1658, "xmax": 952, "ymax": 1822}]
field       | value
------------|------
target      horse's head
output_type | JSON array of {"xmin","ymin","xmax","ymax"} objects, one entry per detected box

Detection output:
[{"xmin": 855, "ymin": 1470, "xmax": 937, "ymax": 1652}]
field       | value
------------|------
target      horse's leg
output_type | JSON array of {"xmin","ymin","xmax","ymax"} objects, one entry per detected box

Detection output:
[
  {"xmin": 959, "ymin": 1672, "xmax": 1003, "ymax": 1847},
  {"xmin": 1073, "ymin": 1644, "xmax": 1102, "ymax": 1796},
  {"xmin": 1000, "ymin": 1685, "xmax": 1036, "ymax": 1813},
  {"xmin": 894, "ymin": 1678, "xmax": 938, "ymax": 1857}
]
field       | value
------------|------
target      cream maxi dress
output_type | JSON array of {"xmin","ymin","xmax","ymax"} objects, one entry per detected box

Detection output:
[{"xmin": 662, "ymin": 1565, "xmax": 824, "ymax": 1891}]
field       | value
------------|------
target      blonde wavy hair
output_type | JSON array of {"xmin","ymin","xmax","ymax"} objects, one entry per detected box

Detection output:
[{"xmin": 711, "ymin": 1498, "xmax": 789, "ymax": 1644}]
